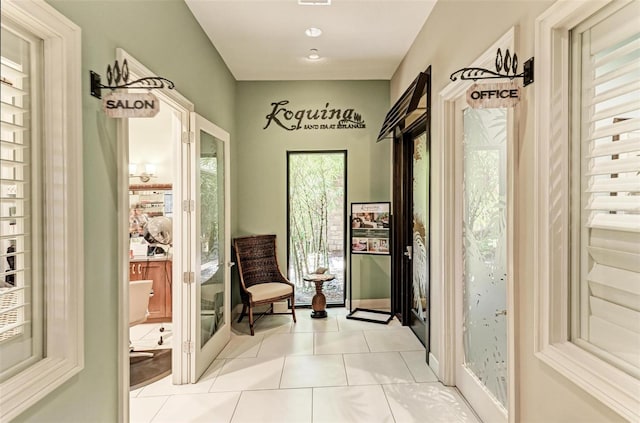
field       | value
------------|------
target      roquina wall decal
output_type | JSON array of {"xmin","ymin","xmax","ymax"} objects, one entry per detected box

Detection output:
[{"xmin": 264, "ymin": 100, "xmax": 366, "ymax": 131}]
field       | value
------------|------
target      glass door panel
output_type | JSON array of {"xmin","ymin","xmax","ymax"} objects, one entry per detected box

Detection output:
[
  {"xmin": 461, "ymin": 107, "xmax": 508, "ymax": 409},
  {"xmin": 198, "ymin": 131, "xmax": 225, "ymax": 347},
  {"xmin": 410, "ymin": 131, "xmax": 429, "ymax": 346},
  {"xmin": 189, "ymin": 113, "xmax": 230, "ymax": 382}
]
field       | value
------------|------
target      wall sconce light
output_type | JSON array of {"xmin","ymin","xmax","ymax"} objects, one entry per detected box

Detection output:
[{"xmin": 129, "ymin": 163, "xmax": 157, "ymax": 183}]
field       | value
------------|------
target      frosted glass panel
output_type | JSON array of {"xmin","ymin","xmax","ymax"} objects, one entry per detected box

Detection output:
[
  {"xmin": 462, "ymin": 108, "xmax": 507, "ymax": 407},
  {"xmin": 412, "ymin": 132, "xmax": 428, "ymax": 322}
]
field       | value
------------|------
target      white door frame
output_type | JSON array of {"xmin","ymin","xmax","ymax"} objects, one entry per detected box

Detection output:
[
  {"xmin": 116, "ymin": 48, "xmax": 194, "ymax": 422},
  {"xmin": 438, "ymin": 28, "xmax": 517, "ymax": 423}
]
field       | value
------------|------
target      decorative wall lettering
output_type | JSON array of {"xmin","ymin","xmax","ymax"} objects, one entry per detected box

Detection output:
[{"xmin": 263, "ymin": 100, "xmax": 366, "ymax": 131}]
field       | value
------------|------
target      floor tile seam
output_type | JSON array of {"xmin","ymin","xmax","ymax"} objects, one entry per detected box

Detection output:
[
  {"xmin": 378, "ymin": 381, "xmax": 399, "ymax": 423},
  {"xmin": 397, "ymin": 350, "xmax": 422, "ymax": 383},
  {"xmin": 147, "ymin": 394, "xmax": 171, "ymax": 423},
  {"xmin": 227, "ymin": 390, "xmax": 245, "ymax": 423},
  {"xmin": 360, "ymin": 328, "xmax": 373, "ymax": 352},
  {"xmin": 277, "ymin": 353, "xmax": 288, "ymax": 389}
]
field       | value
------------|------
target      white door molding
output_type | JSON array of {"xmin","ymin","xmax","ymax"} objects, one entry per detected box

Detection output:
[
  {"xmin": 116, "ymin": 49, "xmax": 194, "ymax": 423},
  {"xmin": 437, "ymin": 27, "xmax": 517, "ymax": 423}
]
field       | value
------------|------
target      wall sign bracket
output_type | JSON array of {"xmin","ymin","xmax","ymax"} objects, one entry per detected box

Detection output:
[
  {"xmin": 89, "ymin": 59, "xmax": 175, "ymax": 99},
  {"xmin": 450, "ymin": 48, "xmax": 534, "ymax": 87}
]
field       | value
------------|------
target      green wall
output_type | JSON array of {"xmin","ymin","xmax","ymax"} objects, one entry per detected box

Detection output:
[
  {"xmin": 234, "ymin": 81, "xmax": 391, "ymax": 304},
  {"xmin": 14, "ymin": 1, "xmax": 236, "ymax": 422},
  {"xmin": 13, "ymin": 2, "xmax": 393, "ymax": 421}
]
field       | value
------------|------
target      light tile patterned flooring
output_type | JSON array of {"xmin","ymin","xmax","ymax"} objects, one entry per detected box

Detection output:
[{"xmin": 130, "ymin": 308, "xmax": 480, "ymax": 423}]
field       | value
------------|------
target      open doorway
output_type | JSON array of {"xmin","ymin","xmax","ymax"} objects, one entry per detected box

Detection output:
[
  {"xmin": 286, "ymin": 150, "xmax": 347, "ymax": 307},
  {"xmin": 117, "ymin": 50, "xmax": 233, "ymax": 422},
  {"xmin": 127, "ymin": 101, "xmax": 179, "ymax": 390}
]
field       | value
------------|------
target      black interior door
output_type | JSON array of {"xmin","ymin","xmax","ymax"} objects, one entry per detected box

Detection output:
[{"xmin": 392, "ymin": 119, "xmax": 430, "ymax": 351}]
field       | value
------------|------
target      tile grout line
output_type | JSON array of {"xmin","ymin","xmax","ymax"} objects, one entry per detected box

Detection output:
[{"xmin": 147, "ymin": 394, "xmax": 171, "ymax": 423}]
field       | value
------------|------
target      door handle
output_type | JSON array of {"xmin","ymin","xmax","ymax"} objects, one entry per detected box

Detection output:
[
  {"xmin": 228, "ymin": 262, "xmax": 236, "ymax": 267},
  {"xmin": 495, "ymin": 309, "xmax": 507, "ymax": 316},
  {"xmin": 404, "ymin": 246, "xmax": 412, "ymax": 260}
]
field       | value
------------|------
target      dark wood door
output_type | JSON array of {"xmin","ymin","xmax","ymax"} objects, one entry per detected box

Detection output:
[{"xmin": 391, "ymin": 118, "xmax": 430, "ymax": 351}]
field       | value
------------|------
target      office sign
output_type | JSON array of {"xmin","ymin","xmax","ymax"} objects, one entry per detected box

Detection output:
[
  {"xmin": 466, "ymin": 82, "xmax": 520, "ymax": 109},
  {"xmin": 103, "ymin": 92, "xmax": 159, "ymax": 118}
]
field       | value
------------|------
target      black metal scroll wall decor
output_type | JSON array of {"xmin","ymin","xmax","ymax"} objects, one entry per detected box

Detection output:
[
  {"xmin": 449, "ymin": 48, "xmax": 534, "ymax": 86},
  {"xmin": 89, "ymin": 59, "xmax": 175, "ymax": 99}
]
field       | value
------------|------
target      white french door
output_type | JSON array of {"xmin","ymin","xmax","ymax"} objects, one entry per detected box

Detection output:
[
  {"xmin": 453, "ymin": 95, "xmax": 513, "ymax": 423},
  {"xmin": 117, "ymin": 51, "xmax": 232, "ymax": 422},
  {"xmin": 184, "ymin": 113, "xmax": 231, "ymax": 382}
]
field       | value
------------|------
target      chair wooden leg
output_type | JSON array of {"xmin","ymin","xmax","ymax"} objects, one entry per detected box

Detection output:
[
  {"xmin": 291, "ymin": 297, "xmax": 297, "ymax": 323},
  {"xmin": 248, "ymin": 306, "xmax": 255, "ymax": 336},
  {"xmin": 238, "ymin": 303, "xmax": 247, "ymax": 323}
]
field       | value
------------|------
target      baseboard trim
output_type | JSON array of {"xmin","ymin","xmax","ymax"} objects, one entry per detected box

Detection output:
[
  {"xmin": 429, "ymin": 352, "xmax": 441, "ymax": 382},
  {"xmin": 349, "ymin": 298, "xmax": 390, "ymax": 310}
]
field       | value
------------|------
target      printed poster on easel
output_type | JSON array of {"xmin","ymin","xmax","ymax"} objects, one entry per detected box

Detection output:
[{"xmin": 350, "ymin": 202, "xmax": 390, "ymax": 255}]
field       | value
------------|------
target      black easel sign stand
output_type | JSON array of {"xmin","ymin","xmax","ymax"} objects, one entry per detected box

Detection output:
[{"xmin": 347, "ymin": 202, "xmax": 393, "ymax": 324}]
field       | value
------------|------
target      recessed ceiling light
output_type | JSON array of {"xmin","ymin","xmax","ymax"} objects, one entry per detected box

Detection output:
[
  {"xmin": 308, "ymin": 49, "xmax": 320, "ymax": 60},
  {"xmin": 298, "ymin": 0, "xmax": 331, "ymax": 5},
  {"xmin": 305, "ymin": 27, "xmax": 323, "ymax": 38}
]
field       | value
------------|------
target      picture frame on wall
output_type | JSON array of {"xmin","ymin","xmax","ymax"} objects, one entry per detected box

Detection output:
[{"xmin": 350, "ymin": 202, "xmax": 391, "ymax": 255}]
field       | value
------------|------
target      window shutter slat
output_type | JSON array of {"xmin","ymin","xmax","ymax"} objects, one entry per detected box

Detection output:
[
  {"xmin": 590, "ymin": 228, "xmax": 640, "ymax": 253},
  {"xmin": 590, "ymin": 296, "xmax": 640, "ymax": 334},
  {"xmin": 587, "ymin": 156, "xmax": 640, "ymax": 175},
  {"xmin": 587, "ymin": 263, "xmax": 640, "ymax": 296},
  {"xmin": 592, "ymin": 61, "xmax": 640, "ymax": 89},
  {"xmin": 588, "ymin": 175, "xmax": 640, "ymax": 192},
  {"xmin": 589, "ymin": 117, "xmax": 640, "ymax": 140},
  {"xmin": 587, "ymin": 195, "xmax": 640, "ymax": 212},
  {"xmin": 590, "ymin": 0, "xmax": 640, "ymax": 56},
  {"xmin": 589, "ymin": 316, "xmax": 640, "ymax": 369},
  {"xmin": 592, "ymin": 37, "xmax": 640, "ymax": 68},
  {"xmin": 588, "ymin": 246, "xmax": 640, "ymax": 273},
  {"xmin": 592, "ymin": 100, "xmax": 640, "ymax": 123},
  {"xmin": 589, "ymin": 213, "xmax": 640, "ymax": 232},
  {"xmin": 589, "ymin": 136, "xmax": 640, "ymax": 157}
]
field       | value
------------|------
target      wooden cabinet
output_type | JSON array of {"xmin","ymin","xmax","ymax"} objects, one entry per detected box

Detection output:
[{"xmin": 130, "ymin": 259, "xmax": 172, "ymax": 322}]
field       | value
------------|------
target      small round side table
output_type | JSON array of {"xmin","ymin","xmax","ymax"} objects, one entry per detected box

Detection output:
[{"xmin": 302, "ymin": 273, "xmax": 335, "ymax": 319}]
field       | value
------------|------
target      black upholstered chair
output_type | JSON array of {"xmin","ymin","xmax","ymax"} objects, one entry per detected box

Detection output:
[{"xmin": 233, "ymin": 234, "xmax": 296, "ymax": 335}]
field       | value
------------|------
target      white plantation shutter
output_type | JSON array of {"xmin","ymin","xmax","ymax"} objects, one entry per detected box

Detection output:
[
  {"xmin": 0, "ymin": 57, "xmax": 31, "ymax": 342},
  {"xmin": 577, "ymin": 1, "xmax": 640, "ymax": 375},
  {"xmin": 0, "ymin": 23, "xmax": 40, "ymax": 379}
]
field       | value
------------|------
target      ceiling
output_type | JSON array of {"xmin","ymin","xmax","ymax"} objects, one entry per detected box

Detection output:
[{"xmin": 184, "ymin": 0, "xmax": 437, "ymax": 81}]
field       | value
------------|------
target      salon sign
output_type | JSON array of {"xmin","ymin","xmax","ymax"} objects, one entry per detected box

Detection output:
[
  {"xmin": 103, "ymin": 92, "xmax": 160, "ymax": 118},
  {"xmin": 466, "ymin": 82, "xmax": 520, "ymax": 109}
]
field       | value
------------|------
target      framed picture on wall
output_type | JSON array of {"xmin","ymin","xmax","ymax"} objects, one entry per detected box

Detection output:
[{"xmin": 350, "ymin": 202, "xmax": 390, "ymax": 255}]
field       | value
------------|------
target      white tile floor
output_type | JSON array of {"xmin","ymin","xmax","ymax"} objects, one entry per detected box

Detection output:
[
  {"xmin": 130, "ymin": 308, "xmax": 480, "ymax": 423},
  {"xmin": 130, "ymin": 322, "xmax": 173, "ymax": 351}
]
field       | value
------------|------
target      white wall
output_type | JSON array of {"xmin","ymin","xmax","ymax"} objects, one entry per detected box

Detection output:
[
  {"xmin": 392, "ymin": 0, "xmax": 626, "ymax": 421},
  {"xmin": 129, "ymin": 103, "xmax": 175, "ymax": 185}
]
